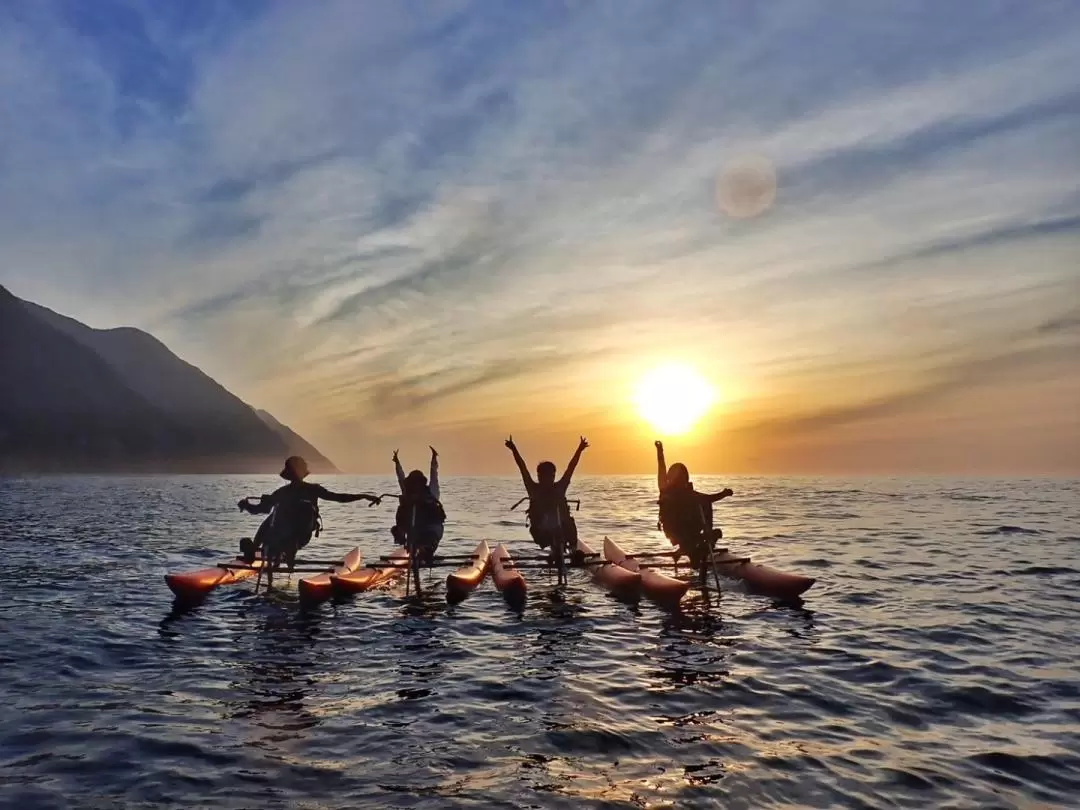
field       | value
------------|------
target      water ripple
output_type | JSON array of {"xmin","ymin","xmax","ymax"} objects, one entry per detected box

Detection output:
[{"xmin": 1, "ymin": 474, "xmax": 1078, "ymax": 808}]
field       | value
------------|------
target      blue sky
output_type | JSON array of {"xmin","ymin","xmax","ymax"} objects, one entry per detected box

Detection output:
[{"xmin": 2, "ymin": 0, "xmax": 1078, "ymax": 473}]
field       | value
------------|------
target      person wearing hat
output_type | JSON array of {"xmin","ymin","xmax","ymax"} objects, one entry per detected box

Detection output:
[
  {"xmin": 391, "ymin": 446, "xmax": 446, "ymax": 566},
  {"xmin": 237, "ymin": 456, "xmax": 381, "ymax": 584}
]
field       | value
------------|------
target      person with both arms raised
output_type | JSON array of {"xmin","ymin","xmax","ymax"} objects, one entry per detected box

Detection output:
[
  {"xmin": 654, "ymin": 440, "xmax": 733, "ymax": 569},
  {"xmin": 237, "ymin": 455, "xmax": 381, "ymax": 585},
  {"xmin": 392, "ymin": 445, "xmax": 446, "ymax": 566},
  {"xmin": 505, "ymin": 434, "xmax": 588, "ymax": 558}
]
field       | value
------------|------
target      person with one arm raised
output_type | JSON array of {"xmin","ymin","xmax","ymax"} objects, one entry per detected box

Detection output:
[{"xmin": 654, "ymin": 440, "xmax": 733, "ymax": 568}]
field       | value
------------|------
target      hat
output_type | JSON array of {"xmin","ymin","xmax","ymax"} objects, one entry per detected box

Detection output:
[{"xmin": 280, "ymin": 455, "xmax": 309, "ymax": 481}]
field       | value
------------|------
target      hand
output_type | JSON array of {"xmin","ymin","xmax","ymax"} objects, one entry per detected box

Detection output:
[
  {"xmin": 237, "ymin": 499, "xmax": 248, "ymax": 512},
  {"xmin": 392, "ymin": 449, "xmax": 399, "ymax": 463},
  {"xmin": 722, "ymin": 488, "xmax": 734, "ymax": 498},
  {"xmin": 578, "ymin": 436, "xmax": 589, "ymax": 451},
  {"xmin": 429, "ymin": 445, "xmax": 438, "ymax": 459},
  {"xmin": 368, "ymin": 495, "xmax": 382, "ymax": 506},
  {"xmin": 654, "ymin": 440, "xmax": 663, "ymax": 450},
  {"xmin": 505, "ymin": 435, "xmax": 516, "ymax": 450}
]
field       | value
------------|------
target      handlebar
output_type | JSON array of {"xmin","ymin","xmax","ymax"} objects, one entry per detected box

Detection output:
[{"xmin": 509, "ymin": 497, "xmax": 581, "ymax": 512}]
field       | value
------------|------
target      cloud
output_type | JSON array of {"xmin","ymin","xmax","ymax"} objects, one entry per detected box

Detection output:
[
  {"xmin": 864, "ymin": 213, "xmax": 1080, "ymax": 271},
  {"xmin": 738, "ymin": 299, "xmax": 1080, "ymax": 437},
  {"xmin": 1038, "ymin": 314, "xmax": 1080, "ymax": 336}
]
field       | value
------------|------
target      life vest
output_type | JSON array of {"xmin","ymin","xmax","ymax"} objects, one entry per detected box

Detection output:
[{"xmin": 657, "ymin": 487, "xmax": 706, "ymax": 546}]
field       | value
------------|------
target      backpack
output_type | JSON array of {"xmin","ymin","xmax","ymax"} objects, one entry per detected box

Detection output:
[
  {"xmin": 527, "ymin": 488, "xmax": 570, "ymax": 532},
  {"xmin": 396, "ymin": 492, "xmax": 446, "ymax": 529}
]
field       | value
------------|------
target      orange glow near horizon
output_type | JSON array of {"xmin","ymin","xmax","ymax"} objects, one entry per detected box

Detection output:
[{"xmin": 632, "ymin": 363, "xmax": 718, "ymax": 437}]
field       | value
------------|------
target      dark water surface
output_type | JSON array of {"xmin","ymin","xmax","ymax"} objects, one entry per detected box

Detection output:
[{"xmin": 2, "ymin": 475, "xmax": 1079, "ymax": 809}]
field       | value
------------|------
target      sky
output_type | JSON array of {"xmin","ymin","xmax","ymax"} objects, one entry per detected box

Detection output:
[{"xmin": 1, "ymin": 0, "xmax": 1078, "ymax": 475}]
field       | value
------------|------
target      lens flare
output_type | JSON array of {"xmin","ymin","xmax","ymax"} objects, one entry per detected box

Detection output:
[{"xmin": 717, "ymin": 154, "xmax": 777, "ymax": 219}]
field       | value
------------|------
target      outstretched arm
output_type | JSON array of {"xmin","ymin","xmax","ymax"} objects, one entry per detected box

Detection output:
[
  {"xmin": 558, "ymin": 436, "xmax": 589, "ymax": 488},
  {"xmin": 238, "ymin": 485, "xmax": 285, "ymax": 514},
  {"xmin": 393, "ymin": 449, "xmax": 406, "ymax": 492},
  {"xmin": 704, "ymin": 488, "xmax": 734, "ymax": 503},
  {"xmin": 505, "ymin": 435, "xmax": 534, "ymax": 488},
  {"xmin": 429, "ymin": 446, "xmax": 440, "ymax": 501},
  {"xmin": 238, "ymin": 495, "xmax": 273, "ymax": 514},
  {"xmin": 314, "ymin": 486, "xmax": 381, "ymax": 505},
  {"xmin": 655, "ymin": 441, "xmax": 667, "ymax": 492}
]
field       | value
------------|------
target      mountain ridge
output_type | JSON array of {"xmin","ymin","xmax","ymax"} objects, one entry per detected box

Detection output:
[{"xmin": 0, "ymin": 285, "xmax": 337, "ymax": 474}]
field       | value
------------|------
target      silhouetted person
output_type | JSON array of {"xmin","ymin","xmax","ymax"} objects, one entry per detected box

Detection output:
[
  {"xmin": 238, "ymin": 455, "xmax": 380, "ymax": 585},
  {"xmin": 655, "ymin": 440, "xmax": 733, "ymax": 568},
  {"xmin": 391, "ymin": 446, "xmax": 446, "ymax": 566},
  {"xmin": 506, "ymin": 435, "xmax": 588, "ymax": 556}
]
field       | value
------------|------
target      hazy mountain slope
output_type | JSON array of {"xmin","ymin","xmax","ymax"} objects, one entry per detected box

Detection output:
[
  {"xmin": 0, "ymin": 286, "xmax": 192, "ymax": 471},
  {"xmin": 1, "ymin": 285, "xmax": 337, "ymax": 473},
  {"xmin": 256, "ymin": 410, "xmax": 340, "ymax": 473}
]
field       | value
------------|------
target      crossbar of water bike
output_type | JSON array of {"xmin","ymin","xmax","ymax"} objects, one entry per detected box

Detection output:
[
  {"xmin": 371, "ymin": 553, "xmax": 748, "ymax": 568},
  {"xmin": 227, "ymin": 556, "xmax": 365, "ymax": 566},
  {"xmin": 217, "ymin": 563, "xmax": 351, "ymax": 573}
]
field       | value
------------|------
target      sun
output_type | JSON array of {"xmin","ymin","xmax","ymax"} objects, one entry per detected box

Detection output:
[{"xmin": 633, "ymin": 363, "xmax": 717, "ymax": 436}]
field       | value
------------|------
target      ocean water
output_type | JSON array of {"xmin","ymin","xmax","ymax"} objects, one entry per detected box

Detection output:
[{"xmin": 1, "ymin": 474, "xmax": 1078, "ymax": 809}]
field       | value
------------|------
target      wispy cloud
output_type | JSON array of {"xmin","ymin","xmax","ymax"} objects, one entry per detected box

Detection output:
[
  {"xmin": 1, "ymin": 0, "xmax": 1078, "ymax": 472},
  {"xmin": 741, "ymin": 310, "xmax": 1080, "ymax": 436}
]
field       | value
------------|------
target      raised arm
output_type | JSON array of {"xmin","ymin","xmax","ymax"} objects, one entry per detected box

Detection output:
[
  {"xmin": 655, "ymin": 440, "xmax": 668, "ymax": 492},
  {"xmin": 505, "ymin": 435, "xmax": 535, "ymax": 488},
  {"xmin": 393, "ymin": 449, "xmax": 406, "ymax": 492},
  {"xmin": 558, "ymin": 436, "xmax": 589, "ymax": 488},
  {"xmin": 429, "ymin": 446, "xmax": 440, "ymax": 501}
]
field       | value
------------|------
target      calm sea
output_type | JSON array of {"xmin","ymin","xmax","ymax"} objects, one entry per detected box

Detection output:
[{"xmin": 1, "ymin": 474, "xmax": 1078, "ymax": 809}]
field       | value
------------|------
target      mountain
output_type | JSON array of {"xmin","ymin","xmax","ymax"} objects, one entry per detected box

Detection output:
[
  {"xmin": 0, "ymin": 286, "xmax": 193, "ymax": 471},
  {"xmin": 0, "ymin": 285, "xmax": 337, "ymax": 473},
  {"xmin": 255, "ymin": 410, "xmax": 335, "ymax": 470}
]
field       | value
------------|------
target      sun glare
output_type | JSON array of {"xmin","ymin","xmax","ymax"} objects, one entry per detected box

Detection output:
[{"xmin": 633, "ymin": 363, "xmax": 717, "ymax": 436}]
